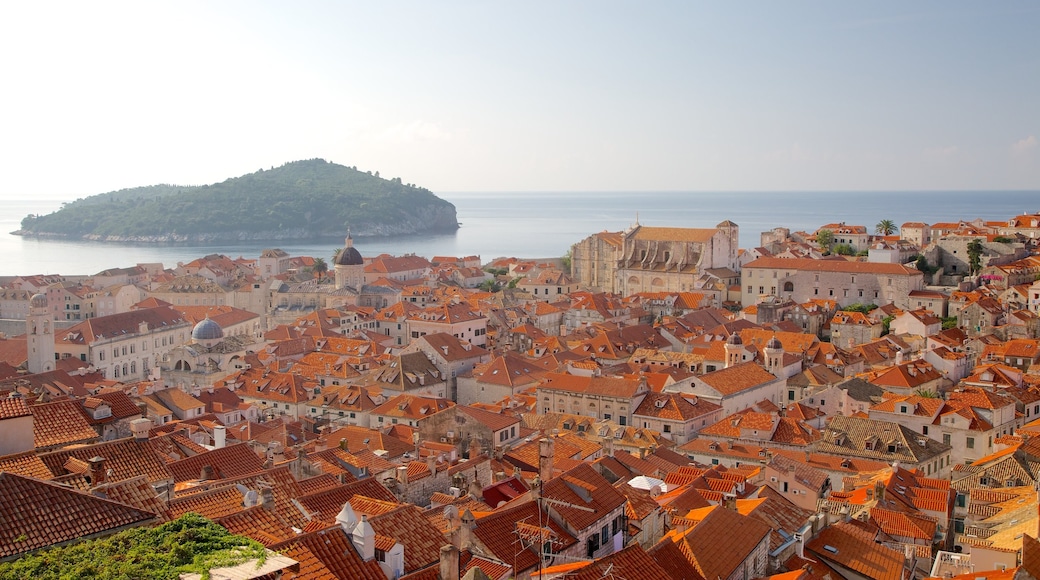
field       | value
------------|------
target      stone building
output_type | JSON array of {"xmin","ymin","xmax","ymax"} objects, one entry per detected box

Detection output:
[
  {"xmin": 616, "ymin": 222, "xmax": 739, "ymax": 296},
  {"xmin": 741, "ymin": 257, "xmax": 925, "ymax": 309}
]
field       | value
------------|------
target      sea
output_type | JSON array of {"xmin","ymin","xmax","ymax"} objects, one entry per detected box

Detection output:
[{"xmin": 1, "ymin": 190, "xmax": 1038, "ymax": 277}]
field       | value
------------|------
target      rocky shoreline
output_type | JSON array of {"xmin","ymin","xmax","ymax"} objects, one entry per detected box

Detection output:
[{"xmin": 13, "ymin": 206, "xmax": 460, "ymax": 243}]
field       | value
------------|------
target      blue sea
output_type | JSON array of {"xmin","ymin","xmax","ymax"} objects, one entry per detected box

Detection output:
[{"xmin": 0, "ymin": 191, "xmax": 1037, "ymax": 277}]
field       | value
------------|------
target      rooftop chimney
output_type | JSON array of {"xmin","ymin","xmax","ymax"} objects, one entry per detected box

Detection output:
[
  {"xmin": 460, "ymin": 509, "xmax": 476, "ymax": 550},
  {"xmin": 439, "ymin": 544, "xmax": 460, "ymax": 580},
  {"xmin": 213, "ymin": 425, "xmax": 226, "ymax": 449},
  {"xmin": 352, "ymin": 515, "xmax": 375, "ymax": 561},
  {"xmin": 87, "ymin": 456, "xmax": 107, "ymax": 486},
  {"xmin": 200, "ymin": 465, "xmax": 214, "ymax": 482},
  {"xmin": 539, "ymin": 437, "xmax": 555, "ymax": 483},
  {"xmin": 261, "ymin": 487, "xmax": 275, "ymax": 511},
  {"xmin": 130, "ymin": 417, "xmax": 153, "ymax": 441},
  {"xmin": 397, "ymin": 465, "xmax": 409, "ymax": 486}
]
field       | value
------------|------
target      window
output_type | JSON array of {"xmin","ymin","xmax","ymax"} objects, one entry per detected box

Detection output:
[
  {"xmin": 601, "ymin": 525, "xmax": 609, "ymax": 545},
  {"xmin": 783, "ymin": 481, "xmax": 789, "ymax": 492},
  {"xmin": 967, "ymin": 437, "xmax": 975, "ymax": 449},
  {"xmin": 943, "ymin": 434, "xmax": 951, "ymax": 445},
  {"xmin": 663, "ymin": 425, "xmax": 671, "ymax": 433}
]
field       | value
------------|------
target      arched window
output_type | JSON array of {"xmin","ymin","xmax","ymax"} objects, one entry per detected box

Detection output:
[{"xmin": 783, "ymin": 282, "xmax": 794, "ymax": 292}]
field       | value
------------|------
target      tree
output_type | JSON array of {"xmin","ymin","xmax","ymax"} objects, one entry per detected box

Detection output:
[
  {"xmin": 561, "ymin": 249, "xmax": 572, "ymax": 272},
  {"xmin": 815, "ymin": 229, "xmax": 834, "ymax": 251},
  {"xmin": 332, "ymin": 248, "xmax": 342, "ymax": 262},
  {"xmin": 967, "ymin": 238, "xmax": 984, "ymax": 275},
  {"xmin": 478, "ymin": 279, "xmax": 500, "ymax": 292},
  {"xmin": 875, "ymin": 219, "xmax": 896, "ymax": 236},
  {"xmin": 312, "ymin": 257, "xmax": 328, "ymax": 281},
  {"xmin": 833, "ymin": 243, "xmax": 855, "ymax": 256}
]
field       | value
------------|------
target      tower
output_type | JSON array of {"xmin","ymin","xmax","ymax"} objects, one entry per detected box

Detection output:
[
  {"xmin": 724, "ymin": 333, "xmax": 743, "ymax": 368},
  {"xmin": 764, "ymin": 335, "xmax": 784, "ymax": 377},
  {"xmin": 27, "ymin": 293, "xmax": 55, "ymax": 374},
  {"xmin": 333, "ymin": 229, "xmax": 365, "ymax": 290}
]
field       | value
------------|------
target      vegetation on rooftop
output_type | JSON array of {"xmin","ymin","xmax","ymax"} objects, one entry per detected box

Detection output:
[{"xmin": 0, "ymin": 513, "xmax": 266, "ymax": 580}]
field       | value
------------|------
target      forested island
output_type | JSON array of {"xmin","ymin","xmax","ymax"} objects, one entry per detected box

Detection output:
[{"xmin": 14, "ymin": 159, "xmax": 459, "ymax": 242}]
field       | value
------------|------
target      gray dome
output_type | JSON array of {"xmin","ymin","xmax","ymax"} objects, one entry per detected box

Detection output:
[
  {"xmin": 30, "ymin": 293, "xmax": 48, "ymax": 308},
  {"xmin": 335, "ymin": 246, "xmax": 363, "ymax": 266},
  {"xmin": 766, "ymin": 336, "xmax": 783, "ymax": 350},
  {"xmin": 726, "ymin": 333, "xmax": 743, "ymax": 346},
  {"xmin": 191, "ymin": 317, "xmax": 224, "ymax": 341}
]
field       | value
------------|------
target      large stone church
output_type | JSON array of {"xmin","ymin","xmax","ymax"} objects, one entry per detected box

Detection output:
[{"xmin": 571, "ymin": 221, "xmax": 739, "ymax": 296}]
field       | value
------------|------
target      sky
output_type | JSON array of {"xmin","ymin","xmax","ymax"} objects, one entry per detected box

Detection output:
[{"xmin": 0, "ymin": 1, "xmax": 1037, "ymax": 199}]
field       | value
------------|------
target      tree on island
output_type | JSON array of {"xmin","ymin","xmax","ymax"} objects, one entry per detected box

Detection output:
[
  {"xmin": 967, "ymin": 239, "xmax": 984, "ymax": 275},
  {"xmin": 815, "ymin": 229, "xmax": 834, "ymax": 251},
  {"xmin": 875, "ymin": 219, "xmax": 896, "ymax": 236}
]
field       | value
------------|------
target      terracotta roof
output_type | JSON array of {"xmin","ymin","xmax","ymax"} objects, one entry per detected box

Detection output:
[
  {"xmin": 698, "ymin": 362, "xmax": 779, "ymax": 396},
  {"xmin": 31, "ymin": 399, "xmax": 100, "ymax": 450},
  {"xmin": 0, "ymin": 396, "xmax": 31, "ymax": 419},
  {"xmin": 539, "ymin": 543, "xmax": 674, "ymax": 580},
  {"xmin": 457, "ymin": 404, "xmax": 520, "ymax": 432},
  {"xmin": 0, "ymin": 472, "xmax": 158, "ymax": 559},
  {"xmin": 633, "ymin": 392, "xmax": 721, "ymax": 421},
  {"xmin": 540, "ymin": 463, "xmax": 626, "ymax": 532},
  {"xmin": 167, "ymin": 443, "xmax": 265, "ymax": 483},
  {"xmin": 216, "ymin": 506, "xmax": 297, "ymax": 546},
  {"xmin": 0, "ymin": 450, "xmax": 54, "ymax": 480},
  {"xmin": 806, "ymin": 521, "xmax": 905, "ymax": 580},
  {"xmin": 664, "ymin": 505, "xmax": 771, "ymax": 580},
  {"xmin": 269, "ymin": 526, "xmax": 386, "ymax": 580},
  {"xmin": 472, "ymin": 500, "xmax": 578, "ymax": 575},
  {"xmin": 369, "ymin": 504, "xmax": 447, "ymax": 573},
  {"xmin": 39, "ymin": 437, "xmax": 174, "ymax": 487},
  {"xmin": 296, "ymin": 478, "xmax": 400, "ymax": 524}
]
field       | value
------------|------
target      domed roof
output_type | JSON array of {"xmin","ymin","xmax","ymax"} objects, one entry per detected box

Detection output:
[
  {"xmin": 191, "ymin": 317, "xmax": 224, "ymax": 341},
  {"xmin": 334, "ymin": 232, "xmax": 364, "ymax": 266},
  {"xmin": 766, "ymin": 336, "xmax": 783, "ymax": 350},
  {"xmin": 725, "ymin": 333, "xmax": 743, "ymax": 346},
  {"xmin": 335, "ymin": 246, "xmax": 363, "ymax": 266},
  {"xmin": 30, "ymin": 293, "xmax": 48, "ymax": 308}
]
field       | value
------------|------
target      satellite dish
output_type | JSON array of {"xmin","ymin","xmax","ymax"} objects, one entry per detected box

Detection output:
[
  {"xmin": 243, "ymin": 490, "xmax": 259, "ymax": 507},
  {"xmin": 443, "ymin": 505, "xmax": 459, "ymax": 522}
]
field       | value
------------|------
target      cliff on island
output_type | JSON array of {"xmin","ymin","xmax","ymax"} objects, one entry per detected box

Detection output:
[{"xmin": 14, "ymin": 159, "xmax": 459, "ymax": 243}]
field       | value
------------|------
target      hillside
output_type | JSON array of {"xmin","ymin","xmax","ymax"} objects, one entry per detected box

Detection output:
[{"xmin": 14, "ymin": 159, "xmax": 459, "ymax": 242}]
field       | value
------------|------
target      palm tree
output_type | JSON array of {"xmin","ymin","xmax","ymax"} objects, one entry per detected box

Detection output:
[
  {"xmin": 875, "ymin": 219, "xmax": 896, "ymax": 236},
  {"xmin": 312, "ymin": 257, "xmax": 328, "ymax": 281}
]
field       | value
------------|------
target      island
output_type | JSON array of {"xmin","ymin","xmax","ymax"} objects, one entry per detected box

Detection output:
[{"xmin": 13, "ymin": 159, "xmax": 459, "ymax": 243}]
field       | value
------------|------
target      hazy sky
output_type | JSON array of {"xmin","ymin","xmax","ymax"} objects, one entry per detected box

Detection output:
[{"xmin": 1, "ymin": 1, "xmax": 1036, "ymax": 198}]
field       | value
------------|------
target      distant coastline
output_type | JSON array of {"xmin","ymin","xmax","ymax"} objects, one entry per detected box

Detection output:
[{"xmin": 1, "ymin": 190, "xmax": 1038, "ymax": 277}]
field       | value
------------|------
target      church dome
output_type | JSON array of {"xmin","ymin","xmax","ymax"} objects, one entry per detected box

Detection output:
[
  {"xmin": 30, "ymin": 293, "xmax": 48, "ymax": 309},
  {"xmin": 334, "ymin": 232, "xmax": 364, "ymax": 266},
  {"xmin": 766, "ymin": 336, "xmax": 783, "ymax": 350},
  {"xmin": 335, "ymin": 246, "xmax": 363, "ymax": 266},
  {"xmin": 191, "ymin": 317, "xmax": 224, "ymax": 341},
  {"xmin": 726, "ymin": 333, "xmax": 743, "ymax": 346}
]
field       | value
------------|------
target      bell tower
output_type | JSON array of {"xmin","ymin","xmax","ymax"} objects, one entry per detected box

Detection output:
[{"xmin": 27, "ymin": 293, "xmax": 55, "ymax": 374}]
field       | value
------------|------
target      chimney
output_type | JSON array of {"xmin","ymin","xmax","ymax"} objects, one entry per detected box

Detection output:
[
  {"xmin": 603, "ymin": 436, "xmax": 614, "ymax": 458},
  {"xmin": 261, "ymin": 487, "xmax": 275, "ymax": 511},
  {"xmin": 213, "ymin": 425, "xmax": 226, "ymax": 449},
  {"xmin": 426, "ymin": 454, "xmax": 437, "ymax": 475},
  {"xmin": 439, "ymin": 544, "xmax": 460, "ymax": 580},
  {"xmin": 352, "ymin": 515, "xmax": 375, "ymax": 561},
  {"xmin": 460, "ymin": 508, "xmax": 476, "ymax": 550},
  {"xmin": 200, "ymin": 465, "xmax": 214, "ymax": 482},
  {"xmin": 397, "ymin": 465, "xmax": 409, "ymax": 485},
  {"xmin": 87, "ymin": 456, "xmax": 107, "ymax": 486},
  {"xmin": 442, "ymin": 346, "xmax": 450, "ymax": 356},
  {"xmin": 130, "ymin": 418, "xmax": 153, "ymax": 441},
  {"xmin": 539, "ymin": 437, "xmax": 555, "ymax": 483}
]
